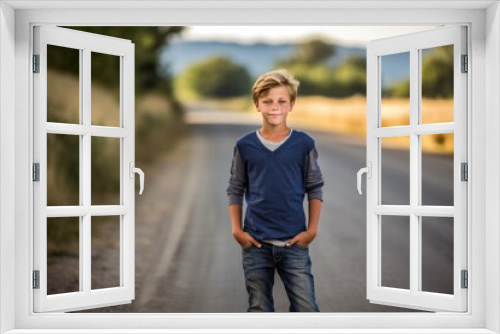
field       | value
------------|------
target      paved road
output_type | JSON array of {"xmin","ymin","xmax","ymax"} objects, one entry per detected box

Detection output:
[{"xmin": 119, "ymin": 111, "xmax": 455, "ymax": 313}]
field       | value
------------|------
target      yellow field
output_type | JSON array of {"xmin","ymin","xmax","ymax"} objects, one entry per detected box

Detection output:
[
  {"xmin": 197, "ymin": 94, "xmax": 454, "ymax": 154},
  {"xmin": 289, "ymin": 95, "xmax": 454, "ymax": 154}
]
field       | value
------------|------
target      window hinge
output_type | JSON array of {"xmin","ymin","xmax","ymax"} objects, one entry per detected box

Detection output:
[
  {"xmin": 461, "ymin": 162, "xmax": 468, "ymax": 181},
  {"xmin": 33, "ymin": 270, "xmax": 40, "ymax": 289},
  {"xmin": 461, "ymin": 54, "xmax": 468, "ymax": 73},
  {"xmin": 33, "ymin": 163, "xmax": 40, "ymax": 182},
  {"xmin": 33, "ymin": 54, "xmax": 40, "ymax": 73},
  {"xmin": 461, "ymin": 270, "xmax": 468, "ymax": 289}
]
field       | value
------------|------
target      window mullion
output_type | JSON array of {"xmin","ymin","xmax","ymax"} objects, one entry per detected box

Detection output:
[
  {"xmin": 409, "ymin": 47, "xmax": 420, "ymax": 295},
  {"xmin": 413, "ymin": 123, "xmax": 454, "ymax": 135},
  {"xmin": 120, "ymin": 55, "xmax": 124, "ymax": 288},
  {"xmin": 82, "ymin": 47, "xmax": 92, "ymax": 294},
  {"xmin": 79, "ymin": 47, "xmax": 84, "ymax": 293},
  {"xmin": 375, "ymin": 54, "xmax": 382, "ymax": 290}
]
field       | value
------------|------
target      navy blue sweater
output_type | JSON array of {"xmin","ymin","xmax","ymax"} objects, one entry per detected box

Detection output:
[{"xmin": 232, "ymin": 130, "xmax": 324, "ymax": 241}]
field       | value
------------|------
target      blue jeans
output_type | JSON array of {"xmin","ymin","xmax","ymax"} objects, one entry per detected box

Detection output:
[{"xmin": 242, "ymin": 242, "xmax": 320, "ymax": 312}]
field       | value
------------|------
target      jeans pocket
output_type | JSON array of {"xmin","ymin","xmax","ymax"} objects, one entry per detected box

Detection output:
[{"xmin": 294, "ymin": 243, "xmax": 309, "ymax": 250}]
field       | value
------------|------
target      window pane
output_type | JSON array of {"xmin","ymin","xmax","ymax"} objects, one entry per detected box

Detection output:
[
  {"xmin": 91, "ymin": 216, "xmax": 121, "ymax": 290},
  {"xmin": 47, "ymin": 133, "xmax": 80, "ymax": 206},
  {"xmin": 91, "ymin": 52, "xmax": 120, "ymax": 127},
  {"xmin": 381, "ymin": 52, "xmax": 410, "ymax": 127},
  {"xmin": 47, "ymin": 45, "xmax": 80, "ymax": 124},
  {"xmin": 421, "ymin": 45, "xmax": 454, "ymax": 124},
  {"xmin": 381, "ymin": 136, "xmax": 410, "ymax": 205},
  {"xmin": 421, "ymin": 217, "xmax": 454, "ymax": 295},
  {"xmin": 381, "ymin": 215, "xmax": 410, "ymax": 290},
  {"xmin": 47, "ymin": 217, "xmax": 80, "ymax": 295},
  {"xmin": 91, "ymin": 137, "xmax": 121, "ymax": 206},
  {"xmin": 421, "ymin": 134, "xmax": 454, "ymax": 206}
]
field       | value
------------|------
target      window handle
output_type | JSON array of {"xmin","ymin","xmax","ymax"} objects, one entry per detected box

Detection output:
[
  {"xmin": 129, "ymin": 162, "xmax": 145, "ymax": 195},
  {"xmin": 357, "ymin": 162, "xmax": 371, "ymax": 195}
]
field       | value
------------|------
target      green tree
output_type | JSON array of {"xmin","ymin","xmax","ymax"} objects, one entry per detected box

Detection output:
[
  {"xmin": 331, "ymin": 54, "xmax": 367, "ymax": 97},
  {"xmin": 176, "ymin": 55, "xmax": 252, "ymax": 98},
  {"xmin": 275, "ymin": 39, "xmax": 335, "ymax": 96},
  {"xmin": 384, "ymin": 78, "xmax": 410, "ymax": 98},
  {"xmin": 387, "ymin": 44, "xmax": 453, "ymax": 98},
  {"xmin": 422, "ymin": 44, "xmax": 454, "ymax": 98},
  {"xmin": 274, "ymin": 39, "xmax": 369, "ymax": 97},
  {"xmin": 54, "ymin": 26, "xmax": 184, "ymax": 94},
  {"xmin": 343, "ymin": 53, "xmax": 366, "ymax": 72},
  {"xmin": 277, "ymin": 38, "xmax": 336, "ymax": 67}
]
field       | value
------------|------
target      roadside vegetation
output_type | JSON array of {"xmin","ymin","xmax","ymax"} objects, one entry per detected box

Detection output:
[
  {"xmin": 174, "ymin": 38, "xmax": 454, "ymax": 155},
  {"xmin": 46, "ymin": 27, "xmax": 186, "ymax": 288},
  {"xmin": 175, "ymin": 55, "xmax": 252, "ymax": 100}
]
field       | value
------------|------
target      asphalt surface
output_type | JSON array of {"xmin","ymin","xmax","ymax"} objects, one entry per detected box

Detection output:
[{"xmin": 120, "ymin": 113, "xmax": 455, "ymax": 313}]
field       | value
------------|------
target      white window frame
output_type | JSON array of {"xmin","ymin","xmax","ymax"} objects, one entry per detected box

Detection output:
[
  {"xmin": 366, "ymin": 26, "xmax": 468, "ymax": 312},
  {"xmin": 33, "ymin": 25, "xmax": 136, "ymax": 313},
  {"xmin": 1, "ymin": 1, "xmax": 499, "ymax": 333}
]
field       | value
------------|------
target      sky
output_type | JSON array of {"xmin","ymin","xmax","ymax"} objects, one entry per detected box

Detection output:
[{"xmin": 177, "ymin": 26, "xmax": 442, "ymax": 47}]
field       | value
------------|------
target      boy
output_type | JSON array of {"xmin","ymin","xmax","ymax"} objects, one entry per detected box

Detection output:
[{"xmin": 226, "ymin": 69, "xmax": 324, "ymax": 312}]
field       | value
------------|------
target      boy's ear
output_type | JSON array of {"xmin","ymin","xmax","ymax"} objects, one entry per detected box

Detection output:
[
  {"xmin": 255, "ymin": 102, "xmax": 261, "ymax": 112},
  {"xmin": 290, "ymin": 101, "xmax": 295, "ymax": 111}
]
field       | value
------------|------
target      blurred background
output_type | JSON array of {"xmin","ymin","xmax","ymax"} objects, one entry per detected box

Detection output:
[{"xmin": 45, "ymin": 25, "xmax": 455, "ymax": 313}]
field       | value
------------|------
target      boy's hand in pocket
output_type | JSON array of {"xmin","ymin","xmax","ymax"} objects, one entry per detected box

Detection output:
[
  {"xmin": 233, "ymin": 230, "xmax": 262, "ymax": 249},
  {"xmin": 286, "ymin": 230, "xmax": 317, "ymax": 247}
]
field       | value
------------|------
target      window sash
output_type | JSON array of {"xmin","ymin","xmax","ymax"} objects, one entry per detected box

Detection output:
[
  {"xmin": 366, "ymin": 25, "xmax": 468, "ymax": 312},
  {"xmin": 32, "ymin": 25, "xmax": 136, "ymax": 313}
]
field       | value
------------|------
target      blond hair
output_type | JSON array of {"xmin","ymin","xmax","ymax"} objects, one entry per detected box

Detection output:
[{"xmin": 251, "ymin": 69, "xmax": 300, "ymax": 105}]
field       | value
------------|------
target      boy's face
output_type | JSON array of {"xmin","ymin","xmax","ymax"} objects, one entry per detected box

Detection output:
[{"xmin": 256, "ymin": 85, "xmax": 294, "ymax": 127}]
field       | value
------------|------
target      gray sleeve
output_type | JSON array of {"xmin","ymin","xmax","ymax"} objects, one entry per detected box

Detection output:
[
  {"xmin": 306, "ymin": 147, "xmax": 324, "ymax": 202},
  {"xmin": 226, "ymin": 145, "xmax": 246, "ymax": 206}
]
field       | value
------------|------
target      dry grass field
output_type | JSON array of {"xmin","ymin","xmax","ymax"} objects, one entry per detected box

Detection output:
[
  {"xmin": 209, "ymin": 94, "xmax": 454, "ymax": 154},
  {"xmin": 289, "ymin": 95, "xmax": 454, "ymax": 154},
  {"xmin": 46, "ymin": 70, "xmax": 185, "ymax": 266},
  {"xmin": 46, "ymin": 69, "xmax": 185, "ymax": 207}
]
